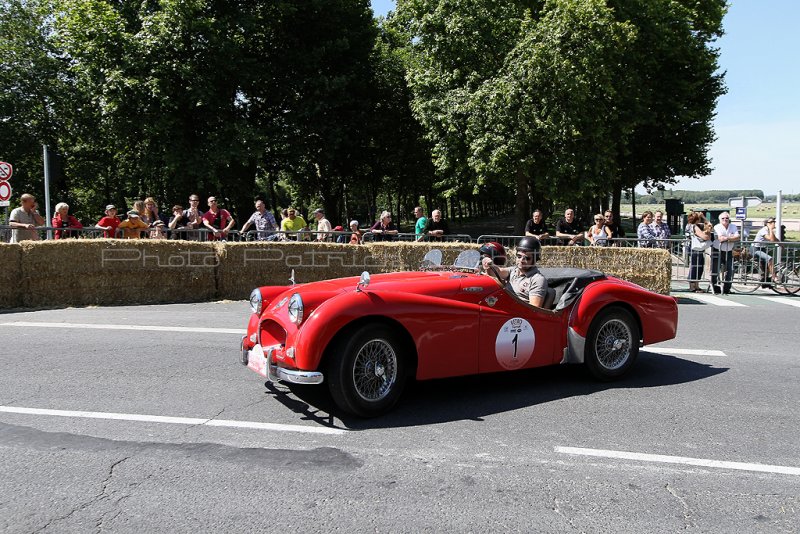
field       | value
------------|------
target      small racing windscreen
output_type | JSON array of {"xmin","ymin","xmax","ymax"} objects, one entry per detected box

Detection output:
[
  {"xmin": 421, "ymin": 249, "xmax": 443, "ymax": 269},
  {"xmin": 453, "ymin": 249, "xmax": 480, "ymax": 270}
]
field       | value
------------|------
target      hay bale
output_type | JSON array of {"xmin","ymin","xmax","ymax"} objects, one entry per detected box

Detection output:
[
  {"xmin": 0, "ymin": 243, "xmax": 23, "ymax": 309},
  {"xmin": 19, "ymin": 239, "xmax": 219, "ymax": 308},
  {"xmin": 539, "ymin": 246, "xmax": 671, "ymax": 294}
]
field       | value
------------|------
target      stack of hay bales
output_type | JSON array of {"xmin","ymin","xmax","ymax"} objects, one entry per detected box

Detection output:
[
  {"xmin": 0, "ymin": 239, "xmax": 671, "ymax": 309},
  {"xmin": 538, "ymin": 246, "xmax": 671, "ymax": 294},
  {"xmin": 0, "ymin": 243, "xmax": 23, "ymax": 308},
  {"xmin": 19, "ymin": 239, "xmax": 218, "ymax": 308}
]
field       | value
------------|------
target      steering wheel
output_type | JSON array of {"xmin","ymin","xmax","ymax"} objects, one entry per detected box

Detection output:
[{"xmin": 483, "ymin": 260, "xmax": 505, "ymax": 285}]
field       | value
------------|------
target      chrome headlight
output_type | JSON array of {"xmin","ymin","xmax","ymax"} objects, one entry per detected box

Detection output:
[
  {"xmin": 249, "ymin": 288, "xmax": 263, "ymax": 315},
  {"xmin": 288, "ymin": 293, "xmax": 304, "ymax": 325}
]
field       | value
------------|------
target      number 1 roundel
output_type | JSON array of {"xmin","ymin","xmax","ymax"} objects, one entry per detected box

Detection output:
[{"xmin": 495, "ymin": 318, "xmax": 535, "ymax": 370}]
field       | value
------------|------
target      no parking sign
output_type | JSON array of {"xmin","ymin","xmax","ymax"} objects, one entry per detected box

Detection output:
[{"xmin": 0, "ymin": 161, "xmax": 12, "ymax": 207}]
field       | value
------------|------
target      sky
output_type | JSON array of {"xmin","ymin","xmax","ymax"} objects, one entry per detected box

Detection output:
[{"xmin": 370, "ymin": 1, "xmax": 799, "ymax": 196}]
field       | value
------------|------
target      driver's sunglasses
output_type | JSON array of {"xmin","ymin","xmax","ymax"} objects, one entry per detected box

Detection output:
[{"xmin": 516, "ymin": 253, "xmax": 533, "ymax": 261}]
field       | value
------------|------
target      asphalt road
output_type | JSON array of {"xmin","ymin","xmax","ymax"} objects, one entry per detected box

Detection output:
[{"xmin": 1, "ymin": 295, "xmax": 798, "ymax": 533}]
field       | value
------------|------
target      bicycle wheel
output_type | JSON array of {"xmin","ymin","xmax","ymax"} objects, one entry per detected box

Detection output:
[
  {"xmin": 782, "ymin": 266, "xmax": 800, "ymax": 295},
  {"xmin": 730, "ymin": 259, "xmax": 759, "ymax": 294}
]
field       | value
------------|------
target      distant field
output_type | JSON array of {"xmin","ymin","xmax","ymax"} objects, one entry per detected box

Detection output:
[
  {"xmin": 620, "ymin": 202, "xmax": 800, "ymax": 218},
  {"xmin": 620, "ymin": 202, "xmax": 800, "ymax": 240}
]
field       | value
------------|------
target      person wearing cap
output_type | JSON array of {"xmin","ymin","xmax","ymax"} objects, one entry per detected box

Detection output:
[
  {"xmin": 752, "ymin": 217, "xmax": 779, "ymax": 286},
  {"xmin": 349, "ymin": 220, "xmax": 362, "ymax": 245},
  {"xmin": 96, "ymin": 204, "xmax": 122, "ymax": 238},
  {"xmin": 481, "ymin": 236, "xmax": 548, "ymax": 307},
  {"xmin": 118, "ymin": 210, "xmax": 149, "ymax": 239},
  {"xmin": 312, "ymin": 208, "xmax": 332, "ymax": 241},
  {"xmin": 370, "ymin": 210, "xmax": 398, "ymax": 241}
]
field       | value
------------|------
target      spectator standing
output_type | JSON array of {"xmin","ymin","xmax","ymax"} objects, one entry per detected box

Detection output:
[
  {"xmin": 637, "ymin": 211, "xmax": 657, "ymax": 248},
  {"xmin": 143, "ymin": 197, "xmax": 168, "ymax": 239},
  {"xmin": 8, "ymin": 193, "xmax": 45, "ymax": 242},
  {"xmin": 586, "ymin": 214, "xmax": 611, "ymax": 246},
  {"xmin": 524, "ymin": 209, "xmax": 551, "ymax": 241},
  {"xmin": 202, "ymin": 196, "xmax": 235, "ymax": 241},
  {"xmin": 241, "ymin": 200, "xmax": 278, "ymax": 241},
  {"xmin": 280, "ymin": 207, "xmax": 307, "ymax": 240},
  {"xmin": 604, "ymin": 210, "xmax": 626, "ymax": 245},
  {"xmin": 711, "ymin": 212, "xmax": 739, "ymax": 294},
  {"xmin": 349, "ymin": 220, "xmax": 362, "ymax": 244},
  {"xmin": 413, "ymin": 207, "xmax": 427, "ymax": 241},
  {"xmin": 52, "ymin": 202, "xmax": 83, "ymax": 239},
  {"xmin": 96, "ymin": 204, "xmax": 121, "ymax": 238},
  {"xmin": 752, "ymin": 217, "xmax": 778, "ymax": 286},
  {"xmin": 168, "ymin": 205, "xmax": 190, "ymax": 238},
  {"xmin": 423, "ymin": 209, "xmax": 450, "ymax": 241},
  {"xmin": 118, "ymin": 210, "xmax": 149, "ymax": 239},
  {"xmin": 555, "ymin": 208, "xmax": 583, "ymax": 246},
  {"xmin": 686, "ymin": 212, "xmax": 712, "ymax": 292},
  {"xmin": 370, "ymin": 211, "xmax": 398, "ymax": 241},
  {"xmin": 181, "ymin": 194, "xmax": 205, "ymax": 240},
  {"xmin": 312, "ymin": 208, "xmax": 332, "ymax": 241},
  {"xmin": 651, "ymin": 210, "xmax": 671, "ymax": 249}
]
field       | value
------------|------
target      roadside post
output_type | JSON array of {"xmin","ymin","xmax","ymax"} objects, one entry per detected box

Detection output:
[
  {"xmin": 729, "ymin": 196, "xmax": 761, "ymax": 240},
  {"xmin": 0, "ymin": 161, "xmax": 13, "ymax": 229}
]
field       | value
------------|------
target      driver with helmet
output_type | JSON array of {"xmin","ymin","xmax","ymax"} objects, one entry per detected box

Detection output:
[{"xmin": 480, "ymin": 237, "xmax": 548, "ymax": 307}]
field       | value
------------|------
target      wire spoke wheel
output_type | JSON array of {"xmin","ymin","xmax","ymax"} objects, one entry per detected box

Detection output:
[
  {"xmin": 593, "ymin": 319, "xmax": 633, "ymax": 371},
  {"xmin": 585, "ymin": 307, "xmax": 640, "ymax": 380},
  {"xmin": 352, "ymin": 339, "xmax": 398, "ymax": 402},
  {"xmin": 730, "ymin": 260, "xmax": 759, "ymax": 294}
]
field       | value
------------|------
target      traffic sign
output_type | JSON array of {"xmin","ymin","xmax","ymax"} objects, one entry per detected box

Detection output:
[
  {"xmin": 0, "ymin": 161, "xmax": 12, "ymax": 180},
  {"xmin": 729, "ymin": 196, "xmax": 762, "ymax": 208},
  {"xmin": 0, "ymin": 180, "xmax": 11, "ymax": 202},
  {"xmin": 735, "ymin": 207, "xmax": 746, "ymax": 220}
]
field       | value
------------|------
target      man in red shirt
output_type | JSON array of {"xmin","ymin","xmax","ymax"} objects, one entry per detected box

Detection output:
[
  {"xmin": 201, "ymin": 196, "xmax": 235, "ymax": 240},
  {"xmin": 95, "ymin": 204, "xmax": 122, "ymax": 238}
]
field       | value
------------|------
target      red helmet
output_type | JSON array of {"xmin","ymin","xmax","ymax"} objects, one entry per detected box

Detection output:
[{"xmin": 478, "ymin": 241, "xmax": 507, "ymax": 266}]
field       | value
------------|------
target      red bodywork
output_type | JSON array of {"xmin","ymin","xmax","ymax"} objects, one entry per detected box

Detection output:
[{"xmin": 241, "ymin": 269, "xmax": 678, "ymax": 381}]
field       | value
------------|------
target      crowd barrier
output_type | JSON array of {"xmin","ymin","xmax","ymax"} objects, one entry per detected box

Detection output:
[{"xmin": 0, "ymin": 240, "xmax": 671, "ymax": 309}]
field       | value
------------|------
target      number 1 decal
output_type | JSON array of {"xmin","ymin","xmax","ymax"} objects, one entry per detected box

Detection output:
[{"xmin": 495, "ymin": 318, "xmax": 535, "ymax": 370}]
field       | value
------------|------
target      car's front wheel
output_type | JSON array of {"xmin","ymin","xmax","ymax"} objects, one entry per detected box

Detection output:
[
  {"xmin": 585, "ymin": 307, "xmax": 639, "ymax": 380},
  {"xmin": 327, "ymin": 324, "xmax": 408, "ymax": 417}
]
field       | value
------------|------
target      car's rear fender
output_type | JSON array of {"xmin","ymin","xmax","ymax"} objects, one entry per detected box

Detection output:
[{"xmin": 569, "ymin": 282, "xmax": 676, "ymax": 344}]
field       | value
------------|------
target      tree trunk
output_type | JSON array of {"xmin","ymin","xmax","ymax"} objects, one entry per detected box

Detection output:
[{"xmin": 514, "ymin": 168, "xmax": 528, "ymax": 235}]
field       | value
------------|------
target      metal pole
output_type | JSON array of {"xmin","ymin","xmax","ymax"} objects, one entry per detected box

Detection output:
[
  {"xmin": 776, "ymin": 190, "xmax": 783, "ymax": 264},
  {"xmin": 43, "ymin": 144, "xmax": 52, "ymax": 240}
]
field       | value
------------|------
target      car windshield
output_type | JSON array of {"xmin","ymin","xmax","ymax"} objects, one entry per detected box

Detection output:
[
  {"xmin": 453, "ymin": 250, "xmax": 480, "ymax": 270},
  {"xmin": 420, "ymin": 249, "xmax": 443, "ymax": 269}
]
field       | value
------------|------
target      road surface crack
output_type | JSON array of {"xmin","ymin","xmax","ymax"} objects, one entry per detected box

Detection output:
[
  {"xmin": 666, "ymin": 483, "xmax": 697, "ymax": 529},
  {"xmin": 34, "ymin": 456, "xmax": 131, "ymax": 533}
]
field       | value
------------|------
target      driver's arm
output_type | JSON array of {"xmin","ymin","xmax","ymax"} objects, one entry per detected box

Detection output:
[{"xmin": 529, "ymin": 294, "xmax": 545, "ymax": 307}]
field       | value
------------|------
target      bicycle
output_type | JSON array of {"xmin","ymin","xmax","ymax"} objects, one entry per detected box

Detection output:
[{"xmin": 730, "ymin": 247, "xmax": 800, "ymax": 295}]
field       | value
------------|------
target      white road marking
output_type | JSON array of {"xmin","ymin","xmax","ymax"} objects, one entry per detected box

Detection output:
[
  {"xmin": 0, "ymin": 321, "xmax": 246, "ymax": 335},
  {"xmin": 647, "ymin": 348, "xmax": 726, "ymax": 357},
  {"xmin": 555, "ymin": 446, "xmax": 800, "ymax": 476},
  {"xmin": 685, "ymin": 293, "xmax": 748, "ymax": 307},
  {"xmin": 0, "ymin": 406, "xmax": 346, "ymax": 436},
  {"xmin": 760, "ymin": 296, "xmax": 800, "ymax": 308}
]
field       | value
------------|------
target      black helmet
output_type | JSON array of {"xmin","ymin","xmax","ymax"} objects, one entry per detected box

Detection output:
[
  {"xmin": 478, "ymin": 241, "xmax": 507, "ymax": 266},
  {"xmin": 516, "ymin": 236, "xmax": 541, "ymax": 260}
]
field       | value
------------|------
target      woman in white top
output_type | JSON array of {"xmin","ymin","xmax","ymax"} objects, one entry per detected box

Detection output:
[
  {"xmin": 686, "ymin": 211, "xmax": 712, "ymax": 292},
  {"xmin": 585, "ymin": 213, "xmax": 611, "ymax": 246}
]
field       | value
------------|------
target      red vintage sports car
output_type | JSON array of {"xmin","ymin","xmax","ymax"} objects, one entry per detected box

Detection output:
[{"xmin": 239, "ymin": 249, "xmax": 678, "ymax": 417}]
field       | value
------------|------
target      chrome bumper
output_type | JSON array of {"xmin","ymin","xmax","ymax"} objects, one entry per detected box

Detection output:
[{"xmin": 240, "ymin": 337, "xmax": 324, "ymax": 385}]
